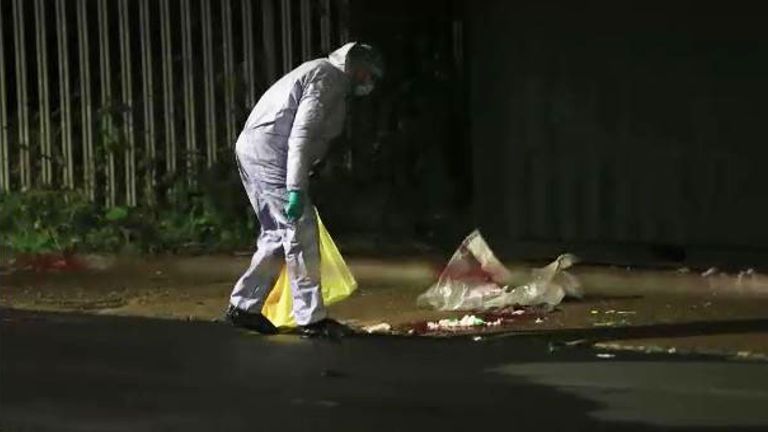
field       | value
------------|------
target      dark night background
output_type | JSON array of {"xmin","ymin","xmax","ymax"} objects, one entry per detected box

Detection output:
[
  {"xmin": 337, "ymin": 0, "xmax": 768, "ymax": 266},
  {"xmin": 1, "ymin": 0, "xmax": 767, "ymax": 267}
]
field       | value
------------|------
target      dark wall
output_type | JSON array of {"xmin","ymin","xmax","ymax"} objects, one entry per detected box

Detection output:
[
  {"xmin": 469, "ymin": 0, "xmax": 768, "ymax": 263},
  {"xmin": 316, "ymin": 0, "xmax": 470, "ymax": 250}
]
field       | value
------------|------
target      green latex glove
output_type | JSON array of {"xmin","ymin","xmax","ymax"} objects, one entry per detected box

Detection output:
[{"xmin": 284, "ymin": 190, "xmax": 304, "ymax": 221}]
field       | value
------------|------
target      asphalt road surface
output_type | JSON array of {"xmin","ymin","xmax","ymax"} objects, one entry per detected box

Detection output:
[{"xmin": 2, "ymin": 308, "xmax": 768, "ymax": 431}]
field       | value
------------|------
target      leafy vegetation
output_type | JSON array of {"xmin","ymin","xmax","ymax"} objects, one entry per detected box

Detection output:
[{"xmin": 0, "ymin": 165, "xmax": 255, "ymax": 254}]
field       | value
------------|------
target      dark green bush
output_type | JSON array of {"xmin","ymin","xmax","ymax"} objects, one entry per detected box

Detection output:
[{"xmin": 0, "ymin": 171, "xmax": 255, "ymax": 254}]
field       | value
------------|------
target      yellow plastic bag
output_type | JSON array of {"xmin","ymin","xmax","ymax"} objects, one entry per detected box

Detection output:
[{"xmin": 261, "ymin": 210, "xmax": 357, "ymax": 328}]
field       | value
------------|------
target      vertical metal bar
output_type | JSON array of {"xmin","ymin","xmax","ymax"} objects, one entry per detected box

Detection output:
[
  {"xmin": 222, "ymin": 0, "xmax": 235, "ymax": 145},
  {"xmin": 299, "ymin": 0, "xmax": 311, "ymax": 60},
  {"xmin": 35, "ymin": 0, "xmax": 52, "ymax": 186},
  {"xmin": 281, "ymin": 0, "xmax": 293, "ymax": 74},
  {"xmin": 13, "ymin": 0, "xmax": 31, "ymax": 191},
  {"xmin": 56, "ymin": 0, "xmax": 74, "ymax": 190},
  {"xmin": 320, "ymin": 0, "xmax": 331, "ymax": 54},
  {"xmin": 77, "ymin": 0, "xmax": 94, "ymax": 200},
  {"xmin": 139, "ymin": 0, "xmax": 156, "ymax": 198},
  {"xmin": 242, "ymin": 0, "xmax": 256, "ymax": 108},
  {"xmin": 0, "ymin": 3, "xmax": 9, "ymax": 192},
  {"xmin": 262, "ymin": 0, "xmax": 277, "ymax": 83},
  {"xmin": 160, "ymin": 0, "xmax": 176, "ymax": 176},
  {"xmin": 181, "ymin": 0, "xmax": 197, "ymax": 184},
  {"xmin": 336, "ymin": 0, "xmax": 350, "ymax": 170},
  {"xmin": 585, "ymin": 143, "xmax": 601, "ymax": 241},
  {"xmin": 336, "ymin": 0, "xmax": 349, "ymax": 44},
  {"xmin": 452, "ymin": 19, "xmax": 464, "ymax": 74},
  {"xmin": 201, "ymin": 0, "xmax": 215, "ymax": 167},
  {"xmin": 98, "ymin": 0, "xmax": 116, "ymax": 207},
  {"xmin": 118, "ymin": 0, "xmax": 136, "ymax": 206}
]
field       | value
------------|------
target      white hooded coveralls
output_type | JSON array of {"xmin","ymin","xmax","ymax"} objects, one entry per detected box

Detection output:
[{"xmin": 229, "ymin": 43, "xmax": 356, "ymax": 326}]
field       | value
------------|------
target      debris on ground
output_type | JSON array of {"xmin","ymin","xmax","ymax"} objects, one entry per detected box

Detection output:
[
  {"xmin": 591, "ymin": 309, "xmax": 636, "ymax": 316},
  {"xmin": 596, "ymin": 342, "xmax": 768, "ymax": 362},
  {"xmin": 399, "ymin": 308, "xmax": 544, "ymax": 336},
  {"xmin": 590, "ymin": 311, "xmax": 634, "ymax": 327},
  {"xmin": 426, "ymin": 314, "xmax": 502, "ymax": 331},
  {"xmin": 702, "ymin": 267, "xmax": 718, "ymax": 277},
  {"xmin": 417, "ymin": 230, "xmax": 581, "ymax": 311},
  {"xmin": 596, "ymin": 353, "xmax": 616, "ymax": 359},
  {"xmin": 363, "ymin": 322, "xmax": 392, "ymax": 334},
  {"xmin": 737, "ymin": 269, "xmax": 757, "ymax": 284},
  {"xmin": 593, "ymin": 321, "xmax": 617, "ymax": 327}
]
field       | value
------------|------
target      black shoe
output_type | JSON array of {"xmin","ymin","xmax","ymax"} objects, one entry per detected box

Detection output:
[
  {"xmin": 299, "ymin": 318, "xmax": 353, "ymax": 339},
  {"xmin": 225, "ymin": 305, "xmax": 278, "ymax": 334}
]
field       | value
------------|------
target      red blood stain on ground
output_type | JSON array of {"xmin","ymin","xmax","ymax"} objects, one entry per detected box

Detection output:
[{"xmin": 14, "ymin": 253, "xmax": 86, "ymax": 273}]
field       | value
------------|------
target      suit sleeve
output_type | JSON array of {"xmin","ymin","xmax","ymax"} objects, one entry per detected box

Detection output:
[{"xmin": 285, "ymin": 73, "xmax": 343, "ymax": 191}]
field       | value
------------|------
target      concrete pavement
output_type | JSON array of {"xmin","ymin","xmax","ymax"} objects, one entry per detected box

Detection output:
[
  {"xmin": 2, "ymin": 308, "xmax": 768, "ymax": 431},
  {"xmin": 3, "ymin": 255, "xmax": 768, "ymax": 357}
]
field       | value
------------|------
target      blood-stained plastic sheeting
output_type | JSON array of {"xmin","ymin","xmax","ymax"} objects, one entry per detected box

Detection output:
[{"xmin": 417, "ymin": 230, "xmax": 581, "ymax": 311}]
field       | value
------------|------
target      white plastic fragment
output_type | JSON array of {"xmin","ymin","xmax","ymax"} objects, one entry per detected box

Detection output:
[
  {"xmin": 425, "ymin": 314, "xmax": 505, "ymax": 331},
  {"xmin": 593, "ymin": 321, "xmax": 616, "ymax": 327},
  {"xmin": 363, "ymin": 323, "xmax": 392, "ymax": 334},
  {"xmin": 737, "ymin": 268, "xmax": 756, "ymax": 283}
]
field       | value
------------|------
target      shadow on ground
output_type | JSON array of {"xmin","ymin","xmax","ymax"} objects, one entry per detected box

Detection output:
[
  {"xmin": 500, "ymin": 318, "xmax": 768, "ymax": 345},
  {"xmin": 2, "ymin": 308, "xmax": 768, "ymax": 431}
]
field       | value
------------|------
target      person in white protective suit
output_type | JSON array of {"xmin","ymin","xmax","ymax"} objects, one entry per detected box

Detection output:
[{"xmin": 225, "ymin": 42, "xmax": 383, "ymax": 337}]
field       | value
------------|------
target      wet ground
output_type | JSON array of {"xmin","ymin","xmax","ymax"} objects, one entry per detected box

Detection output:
[
  {"xmin": 3, "ymin": 254, "xmax": 768, "ymax": 356},
  {"xmin": 2, "ymin": 308, "xmax": 768, "ymax": 431}
]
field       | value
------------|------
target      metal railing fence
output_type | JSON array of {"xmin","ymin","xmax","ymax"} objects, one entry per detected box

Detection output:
[{"xmin": 0, "ymin": 0, "xmax": 346, "ymax": 206}]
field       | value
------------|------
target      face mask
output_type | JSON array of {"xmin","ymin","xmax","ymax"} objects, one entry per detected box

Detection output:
[{"xmin": 354, "ymin": 82, "xmax": 375, "ymax": 96}]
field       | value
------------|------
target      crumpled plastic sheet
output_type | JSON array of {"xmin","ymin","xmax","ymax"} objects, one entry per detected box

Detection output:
[{"xmin": 417, "ymin": 230, "xmax": 582, "ymax": 311}]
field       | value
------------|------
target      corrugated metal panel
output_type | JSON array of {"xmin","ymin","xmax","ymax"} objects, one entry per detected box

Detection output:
[{"xmin": 470, "ymin": 0, "xmax": 768, "ymax": 255}]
